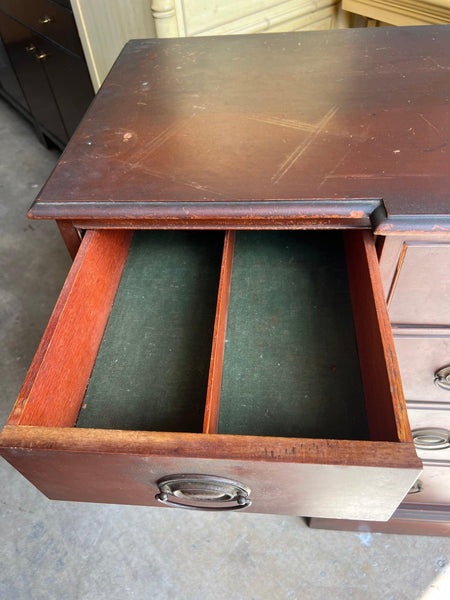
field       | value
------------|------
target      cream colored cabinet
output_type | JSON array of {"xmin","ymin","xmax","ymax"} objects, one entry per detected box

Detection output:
[
  {"xmin": 151, "ymin": 0, "xmax": 348, "ymax": 37},
  {"xmin": 70, "ymin": 1, "xmax": 156, "ymax": 91},
  {"xmin": 71, "ymin": 1, "xmax": 349, "ymax": 91}
]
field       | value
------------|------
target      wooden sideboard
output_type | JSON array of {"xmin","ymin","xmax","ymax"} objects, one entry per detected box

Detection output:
[{"xmin": 1, "ymin": 26, "xmax": 449, "ymax": 531}]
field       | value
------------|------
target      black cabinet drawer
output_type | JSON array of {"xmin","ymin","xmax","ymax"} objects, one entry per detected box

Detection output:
[
  {"xmin": 0, "ymin": 11, "xmax": 93, "ymax": 144},
  {"xmin": 0, "ymin": 12, "xmax": 67, "ymax": 142},
  {"xmin": 0, "ymin": 0, "xmax": 83, "ymax": 56}
]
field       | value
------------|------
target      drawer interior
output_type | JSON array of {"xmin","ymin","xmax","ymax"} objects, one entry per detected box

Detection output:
[
  {"xmin": 76, "ymin": 230, "xmax": 369, "ymax": 439},
  {"xmin": 218, "ymin": 231, "xmax": 367, "ymax": 439},
  {"xmin": 77, "ymin": 231, "xmax": 223, "ymax": 433},
  {"xmin": 1, "ymin": 227, "xmax": 421, "ymax": 517}
]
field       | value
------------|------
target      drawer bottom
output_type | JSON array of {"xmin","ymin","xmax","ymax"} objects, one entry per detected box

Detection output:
[{"xmin": 77, "ymin": 230, "xmax": 368, "ymax": 441}]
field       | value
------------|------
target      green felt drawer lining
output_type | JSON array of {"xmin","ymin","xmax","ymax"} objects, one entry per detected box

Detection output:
[
  {"xmin": 77, "ymin": 230, "xmax": 368, "ymax": 440},
  {"xmin": 77, "ymin": 230, "xmax": 223, "ymax": 432},
  {"xmin": 218, "ymin": 231, "xmax": 368, "ymax": 440}
]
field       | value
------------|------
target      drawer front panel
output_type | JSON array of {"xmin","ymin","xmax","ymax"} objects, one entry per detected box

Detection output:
[
  {"xmin": 29, "ymin": 34, "xmax": 94, "ymax": 137},
  {"xmin": 395, "ymin": 335, "xmax": 450, "ymax": 403},
  {"xmin": 403, "ymin": 464, "xmax": 450, "ymax": 506},
  {"xmin": 0, "ymin": 0, "xmax": 83, "ymax": 56},
  {"xmin": 388, "ymin": 242, "xmax": 450, "ymax": 326},
  {"xmin": 1, "ymin": 434, "xmax": 420, "ymax": 521}
]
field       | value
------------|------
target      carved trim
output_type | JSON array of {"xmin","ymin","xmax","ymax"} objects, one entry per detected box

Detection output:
[
  {"xmin": 183, "ymin": 0, "xmax": 340, "ymax": 37},
  {"xmin": 151, "ymin": 0, "xmax": 184, "ymax": 37}
]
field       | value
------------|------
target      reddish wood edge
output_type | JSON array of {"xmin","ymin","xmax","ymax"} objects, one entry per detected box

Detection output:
[
  {"xmin": 29, "ymin": 199, "xmax": 382, "ymax": 224},
  {"xmin": 70, "ymin": 218, "xmax": 370, "ymax": 230},
  {"xmin": 344, "ymin": 231, "xmax": 413, "ymax": 443},
  {"xmin": 56, "ymin": 220, "xmax": 82, "ymax": 260},
  {"xmin": 203, "ymin": 231, "xmax": 235, "ymax": 434},
  {"xmin": 0, "ymin": 425, "xmax": 422, "ymax": 469},
  {"xmin": 8, "ymin": 230, "xmax": 133, "ymax": 427},
  {"xmin": 386, "ymin": 241, "xmax": 408, "ymax": 309}
]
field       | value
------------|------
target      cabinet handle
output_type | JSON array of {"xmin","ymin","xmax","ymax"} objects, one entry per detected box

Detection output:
[
  {"xmin": 38, "ymin": 16, "xmax": 53, "ymax": 24},
  {"xmin": 155, "ymin": 474, "xmax": 252, "ymax": 511},
  {"xmin": 434, "ymin": 365, "xmax": 450, "ymax": 391},
  {"xmin": 35, "ymin": 51, "xmax": 50, "ymax": 61},
  {"xmin": 25, "ymin": 45, "xmax": 49, "ymax": 61},
  {"xmin": 413, "ymin": 428, "xmax": 450, "ymax": 450},
  {"xmin": 407, "ymin": 480, "xmax": 423, "ymax": 495}
]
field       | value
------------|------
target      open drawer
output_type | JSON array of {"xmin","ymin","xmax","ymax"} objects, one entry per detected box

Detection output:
[{"xmin": 0, "ymin": 228, "xmax": 422, "ymax": 520}]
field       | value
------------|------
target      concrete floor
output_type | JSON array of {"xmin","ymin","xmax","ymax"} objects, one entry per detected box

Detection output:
[{"xmin": 1, "ymin": 97, "xmax": 449, "ymax": 600}]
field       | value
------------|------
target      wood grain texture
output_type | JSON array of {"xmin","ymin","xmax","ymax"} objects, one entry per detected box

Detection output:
[
  {"xmin": 0, "ymin": 425, "xmax": 421, "ymax": 519},
  {"xmin": 56, "ymin": 220, "xmax": 82, "ymax": 259},
  {"xmin": 344, "ymin": 230, "xmax": 412, "ymax": 443},
  {"xmin": 204, "ymin": 231, "xmax": 235, "ymax": 434},
  {"xmin": 7, "ymin": 229, "xmax": 133, "ymax": 427},
  {"xmin": 29, "ymin": 26, "xmax": 450, "ymax": 231},
  {"xmin": 40, "ymin": 203, "xmax": 383, "ymax": 229}
]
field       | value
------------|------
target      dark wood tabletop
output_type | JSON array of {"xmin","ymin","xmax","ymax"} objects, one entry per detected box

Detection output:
[{"xmin": 30, "ymin": 25, "xmax": 450, "ymax": 232}]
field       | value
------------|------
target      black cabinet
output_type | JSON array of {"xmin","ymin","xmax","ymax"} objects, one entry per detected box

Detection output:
[{"xmin": 0, "ymin": 0, "xmax": 93, "ymax": 148}]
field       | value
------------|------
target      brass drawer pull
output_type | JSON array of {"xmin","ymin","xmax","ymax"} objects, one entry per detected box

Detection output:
[
  {"xmin": 434, "ymin": 365, "xmax": 450, "ymax": 391},
  {"xmin": 38, "ymin": 16, "xmax": 53, "ymax": 24},
  {"xmin": 155, "ymin": 474, "xmax": 251, "ymax": 511},
  {"xmin": 413, "ymin": 428, "xmax": 450, "ymax": 450},
  {"xmin": 35, "ymin": 50, "xmax": 49, "ymax": 61},
  {"xmin": 25, "ymin": 44, "xmax": 50, "ymax": 61},
  {"xmin": 407, "ymin": 480, "xmax": 423, "ymax": 495}
]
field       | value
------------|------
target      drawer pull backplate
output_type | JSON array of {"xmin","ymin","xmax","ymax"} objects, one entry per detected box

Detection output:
[
  {"xmin": 407, "ymin": 480, "xmax": 423, "ymax": 495},
  {"xmin": 155, "ymin": 474, "xmax": 251, "ymax": 511},
  {"xmin": 434, "ymin": 365, "xmax": 450, "ymax": 391},
  {"xmin": 412, "ymin": 428, "xmax": 450, "ymax": 450}
]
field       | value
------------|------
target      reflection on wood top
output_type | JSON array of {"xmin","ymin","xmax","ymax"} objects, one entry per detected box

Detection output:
[{"xmin": 31, "ymin": 25, "xmax": 450, "ymax": 231}]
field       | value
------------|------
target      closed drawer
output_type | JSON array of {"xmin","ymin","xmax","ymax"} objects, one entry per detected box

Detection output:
[
  {"xmin": 0, "ymin": 0, "xmax": 83, "ymax": 56},
  {"xmin": 394, "ymin": 335, "xmax": 450, "ymax": 403},
  {"xmin": 0, "ymin": 229, "xmax": 421, "ymax": 520},
  {"xmin": 403, "ymin": 464, "xmax": 450, "ymax": 506},
  {"xmin": 388, "ymin": 241, "xmax": 450, "ymax": 326}
]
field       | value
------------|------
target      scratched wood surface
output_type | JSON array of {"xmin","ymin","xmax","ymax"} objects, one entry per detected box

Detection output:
[{"xmin": 30, "ymin": 25, "xmax": 450, "ymax": 231}]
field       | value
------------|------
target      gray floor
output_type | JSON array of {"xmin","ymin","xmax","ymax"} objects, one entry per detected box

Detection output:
[{"xmin": 1, "ymin": 97, "xmax": 449, "ymax": 600}]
